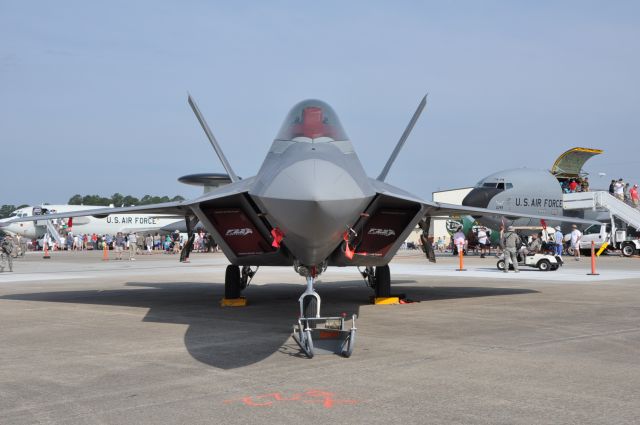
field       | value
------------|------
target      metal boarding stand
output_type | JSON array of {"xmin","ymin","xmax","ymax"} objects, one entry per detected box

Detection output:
[{"xmin": 292, "ymin": 315, "xmax": 357, "ymax": 359}]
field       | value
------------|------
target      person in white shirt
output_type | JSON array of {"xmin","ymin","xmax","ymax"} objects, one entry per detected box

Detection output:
[
  {"xmin": 477, "ymin": 227, "xmax": 489, "ymax": 258},
  {"xmin": 569, "ymin": 224, "xmax": 582, "ymax": 261},
  {"xmin": 614, "ymin": 179, "xmax": 625, "ymax": 200},
  {"xmin": 453, "ymin": 228, "xmax": 467, "ymax": 254},
  {"xmin": 128, "ymin": 232, "xmax": 138, "ymax": 260}
]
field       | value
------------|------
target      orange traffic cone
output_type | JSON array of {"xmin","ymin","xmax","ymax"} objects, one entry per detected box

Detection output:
[
  {"xmin": 43, "ymin": 242, "xmax": 51, "ymax": 259},
  {"xmin": 102, "ymin": 242, "xmax": 109, "ymax": 261},
  {"xmin": 456, "ymin": 243, "xmax": 466, "ymax": 271}
]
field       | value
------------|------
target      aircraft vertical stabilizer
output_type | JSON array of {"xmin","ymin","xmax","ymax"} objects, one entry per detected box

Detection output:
[
  {"xmin": 377, "ymin": 94, "xmax": 427, "ymax": 182},
  {"xmin": 188, "ymin": 94, "xmax": 240, "ymax": 183}
]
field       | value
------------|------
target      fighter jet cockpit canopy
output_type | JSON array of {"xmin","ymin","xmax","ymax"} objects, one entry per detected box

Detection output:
[{"xmin": 275, "ymin": 99, "xmax": 349, "ymax": 142}]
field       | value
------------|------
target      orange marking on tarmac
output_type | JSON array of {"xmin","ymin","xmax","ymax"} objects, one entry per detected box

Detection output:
[{"xmin": 224, "ymin": 389, "xmax": 359, "ymax": 409}]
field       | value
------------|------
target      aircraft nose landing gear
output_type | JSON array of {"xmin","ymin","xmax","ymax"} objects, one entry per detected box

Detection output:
[{"xmin": 292, "ymin": 262, "xmax": 357, "ymax": 358}]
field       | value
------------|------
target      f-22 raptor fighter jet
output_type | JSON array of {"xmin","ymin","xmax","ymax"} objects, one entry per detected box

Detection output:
[{"xmin": 5, "ymin": 95, "xmax": 596, "ymax": 323}]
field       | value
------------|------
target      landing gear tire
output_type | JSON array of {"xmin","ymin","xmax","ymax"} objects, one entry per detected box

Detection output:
[
  {"xmin": 374, "ymin": 265, "xmax": 391, "ymax": 297},
  {"xmin": 497, "ymin": 260, "xmax": 505, "ymax": 271},
  {"xmin": 302, "ymin": 295, "xmax": 318, "ymax": 329},
  {"xmin": 224, "ymin": 265, "xmax": 241, "ymax": 299},
  {"xmin": 622, "ymin": 244, "xmax": 636, "ymax": 257}
]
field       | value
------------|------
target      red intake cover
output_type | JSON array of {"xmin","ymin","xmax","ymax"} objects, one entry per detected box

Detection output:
[
  {"xmin": 207, "ymin": 208, "xmax": 274, "ymax": 256},
  {"xmin": 356, "ymin": 209, "xmax": 415, "ymax": 257}
]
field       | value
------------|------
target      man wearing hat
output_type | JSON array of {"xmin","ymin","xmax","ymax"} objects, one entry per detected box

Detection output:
[
  {"xmin": 554, "ymin": 226, "xmax": 564, "ymax": 257},
  {"xmin": 501, "ymin": 225, "xmax": 522, "ymax": 273},
  {"xmin": 569, "ymin": 224, "xmax": 583, "ymax": 261}
]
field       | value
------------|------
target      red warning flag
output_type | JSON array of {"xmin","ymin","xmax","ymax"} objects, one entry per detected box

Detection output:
[
  {"xmin": 271, "ymin": 227, "xmax": 284, "ymax": 248},
  {"xmin": 540, "ymin": 219, "xmax": 547, "ymax": 230},
  {"xmin": 345, "ymin": 242, "xmax": 354, "ymax": 260},
  {"xmin": 343, "ymin": 231, "xmax": 354, "ymax": 260},
  {"xmin": 67, "ymin": 218, "xmax": 73, "ymax": 228}
]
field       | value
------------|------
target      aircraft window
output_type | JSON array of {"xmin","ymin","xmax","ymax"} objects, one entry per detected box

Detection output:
[
  {"xmin": 482, "ymin": 183, "xmax": 497, "ymax": 188},
  {"xmin": 275, "ymin": 99, "xmax": 349, "ymax": 141},
  {"xmin": 505, "ymin": 183, "xmax": 513, "ymax": 189},
  {"xmin": 496, "ymin": 183, "xmax": 505, "ymax": 190}
]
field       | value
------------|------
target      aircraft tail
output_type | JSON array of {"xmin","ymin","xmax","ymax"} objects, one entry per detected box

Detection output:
[
  {"xmin": 187, "ymin": 94, "xmax": 239, "ymax": 183},
  {"xmin": 377, "ymin": 94, "xmax": 428, "ymax": 182}
]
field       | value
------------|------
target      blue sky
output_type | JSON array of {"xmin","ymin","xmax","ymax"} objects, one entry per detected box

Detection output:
[{"xmin": 1, "ymin": 1, "xmax": 638, "ymax": 205}]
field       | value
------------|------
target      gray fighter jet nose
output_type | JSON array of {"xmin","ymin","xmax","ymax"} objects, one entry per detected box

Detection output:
[
  {"xmin": 252, "ymin": 159, "xmax": 373, "ymax": 265},
  {"xmin": 263, "ymin": 159, "xmax": 366, "ymax": 201}
]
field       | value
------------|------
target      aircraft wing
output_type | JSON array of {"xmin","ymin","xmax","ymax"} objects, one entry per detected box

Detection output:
[
  {"xmin": 1, "ymin": 201, "xmax": 190, "ymax": 223},
  {"xmin": 422, "ymin": 201, "xmax": 600, "ymax": 226},
  {"xmin": 368, "ymin": 178, "xmax": 599, "ymax": 225},
  {"xmin": 0, "ymin": 178, "xmax": 257, "ymax": 225},
  {"xmin": 1, "ymin": 177, "xmax": 290, "ymax": 266}
]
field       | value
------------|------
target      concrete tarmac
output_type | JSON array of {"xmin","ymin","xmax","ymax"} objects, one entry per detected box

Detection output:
[{"xmin": 1, "ymin": 250, "xmax": 639, "ymax": 424}]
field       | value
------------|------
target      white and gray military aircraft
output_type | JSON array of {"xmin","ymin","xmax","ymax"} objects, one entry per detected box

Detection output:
[
  {"xmin": 460, "ymin": 148, "xmax": 607, "ymax": 232},
  {"xmin": 2, "ymin": 95, "xmax": 597, "ymax": 320},
  {"xmin": 0, "ymin": 204, "xmax": 183, "ymax": 239}
]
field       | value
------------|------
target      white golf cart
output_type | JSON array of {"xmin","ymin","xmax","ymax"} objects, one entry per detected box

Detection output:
[{"xmin": 496, "ymin": 251, "xmax": 562, "ymax": 271}]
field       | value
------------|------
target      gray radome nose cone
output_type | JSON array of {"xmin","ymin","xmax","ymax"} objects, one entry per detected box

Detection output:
[{"xmin": 262, "ymin": 159, "xmax": 365, "ymax": 201}]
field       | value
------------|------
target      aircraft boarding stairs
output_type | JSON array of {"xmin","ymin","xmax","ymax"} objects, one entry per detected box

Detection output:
[
  {"xmin": 36, "ymin": 218, "xmax": 65, "ymax": 247},
  {"xmin": 563, "ymin": 191, "xmax": 640, "ymax": 231}
]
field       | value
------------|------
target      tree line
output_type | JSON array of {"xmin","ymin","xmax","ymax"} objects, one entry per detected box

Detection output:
[{"xmin": 68, "ymin": 193, "xmax": 185, "ymax": 206}]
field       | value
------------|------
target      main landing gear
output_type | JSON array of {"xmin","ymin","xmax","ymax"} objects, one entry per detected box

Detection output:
[
  {"xmin": 223, "ymin": 265, "xmax": 257, "ymax": 303},
  {"xmin": 291, "ymin": 262, "xmax": 356, "ymax": 358},
  {"xmin": 359, "ymin": 265, "xmax": 391, "ymax": 298}
]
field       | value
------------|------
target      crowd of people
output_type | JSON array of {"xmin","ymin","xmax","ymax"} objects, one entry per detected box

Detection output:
[
  {"xmin": 3, "ymin": 230, "xmax": 219, "ymax": 257},
  {"xmin": 560, "ymin": 177, "xmax": 590, "ymax": 193},
  {"xmin": 435, "ymin": 223, "xmax": 583, "ymax": 261},
  {"xmin": 608, "ymin": 178, "xmax": 640, "ymax": 207}
]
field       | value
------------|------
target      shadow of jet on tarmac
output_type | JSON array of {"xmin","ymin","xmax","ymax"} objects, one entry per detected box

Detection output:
[{"xmin": 0, "ymin": 280, "xmax": 538, "ymax": 369}]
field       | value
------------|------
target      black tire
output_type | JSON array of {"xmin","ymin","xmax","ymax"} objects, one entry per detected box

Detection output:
[
  {"xmin": 303, "ymin": 296, "xmax": 318, "ymax": 329},
  {"xmin": 538, "ymin": 259, "xmax": 551, "ymax": 271},
  {"xmin": 497, "ymin": 260, "xmax": 505, "ymax": 270},
  {"xmin": 375, "ymin": 265, "xmax": 391, "ymax": 297},
  {"xmin": 622, "ymin": 244, "xmax": 636, "ymax": 257},
  {"xmin": 224, "ymin": 265, "xmax": 241, "ymax": 299}
]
